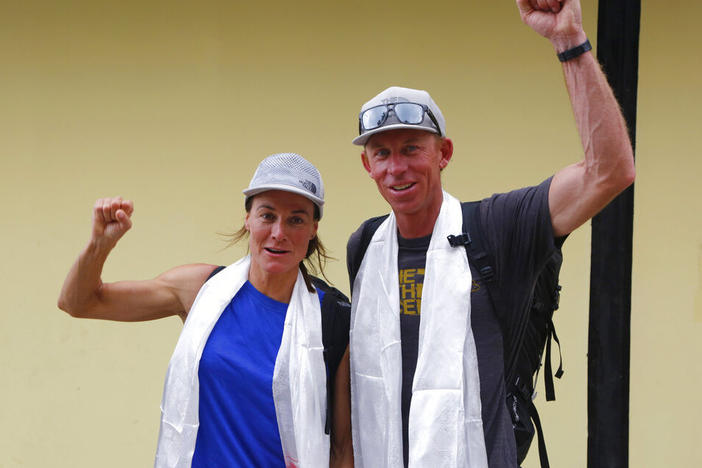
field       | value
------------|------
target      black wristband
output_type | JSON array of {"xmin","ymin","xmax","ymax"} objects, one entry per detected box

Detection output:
[{"xmin": 557, "ymin": 39, "xmax": 592, "ymax": 62}]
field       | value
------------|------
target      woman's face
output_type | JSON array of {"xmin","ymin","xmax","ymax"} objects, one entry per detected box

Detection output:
[{"xmin": 245, "ymin": 190, "xmax": 318, "ymax": 277}]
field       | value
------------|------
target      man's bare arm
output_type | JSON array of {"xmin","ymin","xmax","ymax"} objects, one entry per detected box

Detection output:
[{"xmin": 516, "ymin": 0, "xmax": 636, "ymax": 237}]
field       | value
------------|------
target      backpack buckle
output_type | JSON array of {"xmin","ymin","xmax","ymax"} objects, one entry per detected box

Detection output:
[{"xmin": 447, "ymin": 233, "xmax": 471, "ymax": 247}]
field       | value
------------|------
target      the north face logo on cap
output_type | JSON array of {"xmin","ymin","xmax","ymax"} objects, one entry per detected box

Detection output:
[{"xmin": 300, "ymin": 179, "xmax": 317, "ymax": 195}]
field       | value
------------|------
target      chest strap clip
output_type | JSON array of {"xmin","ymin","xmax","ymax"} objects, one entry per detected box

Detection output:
[{"xmin": 447, "ymin": 233, "xmax": 471, "ymax": 247}]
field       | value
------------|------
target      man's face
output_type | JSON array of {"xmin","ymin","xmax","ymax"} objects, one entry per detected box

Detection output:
[{"xmin": 361, "ymin": 129, "xmax": 452, "ymax": 219}]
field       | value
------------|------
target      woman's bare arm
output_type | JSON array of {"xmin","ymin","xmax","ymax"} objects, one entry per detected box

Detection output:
[
  {"xmin": 330, "ymin": 346, "xmax": 353, "ymax": 467},
  {"xmin": 57, "ymin": 197, "xmax": 217, "ymax": 322}
]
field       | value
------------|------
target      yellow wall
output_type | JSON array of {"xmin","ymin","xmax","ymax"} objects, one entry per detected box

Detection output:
[{"xmin": 1, "ymin": 1, "xmax": 700, "ymax": 466}]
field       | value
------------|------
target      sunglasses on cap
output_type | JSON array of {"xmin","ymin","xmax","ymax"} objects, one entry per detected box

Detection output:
[{"xmin": 358, "ymin": 102, "xmax": 442, "ymax": 136}]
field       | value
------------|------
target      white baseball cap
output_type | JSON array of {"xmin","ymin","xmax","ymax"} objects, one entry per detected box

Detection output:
[
  {"xmin": 243, "ymin": 153, "xmax": 325, "ymax": 219},
  {"xmin": 352, "ymin": 86, "xmax": 447, "ymax": 146}
]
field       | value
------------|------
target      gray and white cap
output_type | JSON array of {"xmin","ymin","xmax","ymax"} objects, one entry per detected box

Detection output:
[
  {"xmin": 352, "ymin": 86, "xmax": 447, "ymax": 146},
  {"xmin": 243, "ymin": 153, "xmax": 325, "ymax": 218}
]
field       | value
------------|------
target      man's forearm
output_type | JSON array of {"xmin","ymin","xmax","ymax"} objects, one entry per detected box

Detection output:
[{"xmin": 560, "ymin": 43, "xmax": 635, "ymax": 191}]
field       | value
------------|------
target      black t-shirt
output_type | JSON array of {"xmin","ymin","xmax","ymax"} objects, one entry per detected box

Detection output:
[
  {"xmin": 347, "ymin": 178, "xmax": 558, "ymax": 467},
  {"xmin": 397, "ymin": 232, "xmax": 430, "ymax": 466}
]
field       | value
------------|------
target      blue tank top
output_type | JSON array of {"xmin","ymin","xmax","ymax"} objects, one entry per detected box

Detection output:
[{"xmin": 191, "ymin": 281, "xmax": 324, "ymax": 467}]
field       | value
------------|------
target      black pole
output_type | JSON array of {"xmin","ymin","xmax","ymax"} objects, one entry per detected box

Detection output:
[{"xmin": 588, "ymin": 1, "xmax": 640, "ymax": 468}]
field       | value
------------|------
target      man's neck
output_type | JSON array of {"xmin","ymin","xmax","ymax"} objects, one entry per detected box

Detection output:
[
  {"xmin": 391, "ymin": 185, "xmax": 445, "ymax": 238},
  {"xmin": 395, "ymin": 207, "xmax": 440, "ymax": 239}
]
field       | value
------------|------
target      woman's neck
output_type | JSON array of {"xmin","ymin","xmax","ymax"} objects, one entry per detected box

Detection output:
[{"xmin": 248, "ymin": 263, "xmax": 299, "ymax": 304}]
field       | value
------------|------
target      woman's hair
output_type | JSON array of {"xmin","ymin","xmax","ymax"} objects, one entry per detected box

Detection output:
[{"xmin": 227, "ymin": 196, "xmax": 331, "ymax": 292}]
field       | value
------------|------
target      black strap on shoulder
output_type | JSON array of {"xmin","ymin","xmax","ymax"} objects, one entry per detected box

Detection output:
[
  {"xmin": 311, "ymin": 276, "xmax": 351, "ymax": 435},
  {"xmin": 348, "ymin": 214, "xmax": 389, "ymax": 293},
  {"xmin": 456, "ymin": 201, "xmax": 532, "ymax": 386},
  {"xmin": 454, "ymin": 202, "xmax": 511, "ymax": 372},
  {"xmin": 206, "ymin": 265, "xmax": 226, "ymax": 281},
  {"xmin": 455, "ymin": 201, "xmax": 498, "ymax": 285}
]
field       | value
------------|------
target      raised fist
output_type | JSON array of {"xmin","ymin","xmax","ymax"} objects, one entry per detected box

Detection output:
[
  {"xmin": 91, "ymin": 197, "xmax": 134, "ymax": 248},
  {"xmin": 516, "ymin": 0, "xmax": 585, "ymax": 50}
]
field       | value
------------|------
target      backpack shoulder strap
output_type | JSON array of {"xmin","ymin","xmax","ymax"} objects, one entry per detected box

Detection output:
[
  {"xmin": 453, "ymin": 201, "xmax": 506, "ymax": 339},
  {"xmin": 206, "ymin": 265, "xmax": 226, "ymax": 281},
  {"xmin": 457, "ymin": 201, "xmax": 532, "ymax": 384},
  {"xmin": 451, "ymin": 202, "xmax": 522, "ymax": 383},
  {"xmin": 456, "ymin": 201, "xmax": 498, "ymax": 285},
  {"xmin": 347, "ymin": 214, "xmax": 390, "ymax": 294},
  {"xmin": 310, "ymin": 276, "xmax": 351, "ymax": 435}
]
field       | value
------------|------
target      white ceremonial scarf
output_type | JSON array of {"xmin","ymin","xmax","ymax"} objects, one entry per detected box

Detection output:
[
  {"xmin": 154, "ymin": 256, "xmax": 329, "ymax": 468},
  {"xmin": 350, "ymin": 191, "xmax": 488, "ymax": 468}
]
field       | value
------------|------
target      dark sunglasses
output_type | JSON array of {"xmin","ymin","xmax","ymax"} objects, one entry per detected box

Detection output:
[{"xmin": 358, "ymin": 102, "xmax": 442, "ymax": 136}]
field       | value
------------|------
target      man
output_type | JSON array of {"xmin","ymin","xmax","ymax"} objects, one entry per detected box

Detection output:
[{"xmin": 346, "ymin": 1, "xmax": 635, "ymax": 467}]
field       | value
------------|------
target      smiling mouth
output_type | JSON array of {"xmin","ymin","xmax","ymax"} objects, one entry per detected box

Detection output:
[
  {"xmin": 265, "ymin": 247, "xmax": 289, "ymax": 254},
  {"xmin": 390, "ymin": 183, "xmax": 414, "ymax": 191}
]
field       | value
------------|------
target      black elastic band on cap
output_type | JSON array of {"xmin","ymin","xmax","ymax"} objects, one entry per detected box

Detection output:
[{"xmin": 557, "ymin": 39, "xmax": 592, "ymax": 62}]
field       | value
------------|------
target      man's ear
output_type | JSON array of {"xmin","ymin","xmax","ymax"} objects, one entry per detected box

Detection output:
[
  {"xmin": 361, "ymin": 151, "xmax": 372, "ymax": 174},
  {"xmin": 438, "ymin": 137, "xmax": 454, "ymax": 170}
]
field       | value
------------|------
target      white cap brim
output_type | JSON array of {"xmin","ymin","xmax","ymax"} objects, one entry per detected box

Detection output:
[
  {"xmin": 352, "ymin": 123, "xmax": 440, "ymax": 146},
  {"xmin": 242, "ymin": 184, "xmax": 325, "ymax": 218}
]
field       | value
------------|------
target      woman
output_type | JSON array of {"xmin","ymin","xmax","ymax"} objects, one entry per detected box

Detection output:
[{"xmin": 58, "ymin": 153, "xmax": 353, "ymax": 468}]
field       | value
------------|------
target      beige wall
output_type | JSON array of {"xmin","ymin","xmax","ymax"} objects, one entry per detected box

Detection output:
[{"xmin": 1, "ymin": 1, "xmax": 700, "ymax": 466}]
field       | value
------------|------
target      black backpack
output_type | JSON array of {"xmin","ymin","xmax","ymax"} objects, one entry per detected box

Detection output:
[
  {"xmin": 206, "ymin": 267, "xmax": 351, "ymax": 437},
  {"xmin": 347, "ymin": 201, "xmax": 564, "ymax": 468}
]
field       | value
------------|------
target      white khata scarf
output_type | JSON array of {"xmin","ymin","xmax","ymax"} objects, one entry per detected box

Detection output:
[
  {"xmin": 350, "ymin": 191, "xmax": 488, "ymax": 468},
  {"xmin": 154, "ymin": 256, "xmax": 329, "ymax": 468}
]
